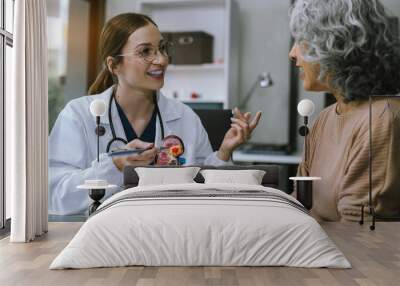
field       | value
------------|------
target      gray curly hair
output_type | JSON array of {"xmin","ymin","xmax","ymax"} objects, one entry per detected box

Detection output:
[{"xmin": 290, "ymin": 0, "xmax": 400, "ymax": 102}]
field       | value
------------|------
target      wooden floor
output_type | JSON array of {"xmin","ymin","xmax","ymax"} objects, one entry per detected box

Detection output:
[{"xmin": 0, "ymin": 222, "xmax": 399, "ymax": 286}]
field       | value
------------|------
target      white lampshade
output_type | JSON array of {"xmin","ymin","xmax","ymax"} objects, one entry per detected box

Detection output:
[
  {"xmin": 90, "ymin": 99, "xmax": 106, "ymax": 117},
  {"xmin": 297, "ymin": 99, "xmax": 315, "ymax": 117}
]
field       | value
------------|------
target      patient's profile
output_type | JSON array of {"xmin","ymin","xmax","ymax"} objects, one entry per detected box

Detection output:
[{"xmin": 289, "ymin": 0, "xmax": 400, "ymax": 221}]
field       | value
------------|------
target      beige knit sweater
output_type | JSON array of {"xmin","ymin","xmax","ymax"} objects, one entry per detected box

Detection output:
[{"xmin": 298, "ymin": 97, "xmax": 400, "ymax": 222}]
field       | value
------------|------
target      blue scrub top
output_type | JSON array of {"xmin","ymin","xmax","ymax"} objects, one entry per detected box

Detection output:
[{"xmin": 115, "ymin": 101, "xmax": 156, "ymax": 143}]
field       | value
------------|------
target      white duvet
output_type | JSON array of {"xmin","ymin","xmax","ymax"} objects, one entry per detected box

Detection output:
[{"xmin": 50, "ymin": 183, "xmax": 351, "ymax": 269}]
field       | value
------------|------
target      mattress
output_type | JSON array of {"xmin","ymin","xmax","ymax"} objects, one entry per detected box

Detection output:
[{"xmin": 50, "ymin": 183, "xmax": 351, "ymax": 269}]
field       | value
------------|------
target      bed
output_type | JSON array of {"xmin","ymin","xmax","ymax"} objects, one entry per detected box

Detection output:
[{"xmin": 50, "ymin": 165, "xmax": 350, "ymax": 269}]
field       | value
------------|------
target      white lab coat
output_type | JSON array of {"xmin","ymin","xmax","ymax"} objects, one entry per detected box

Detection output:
[{"xmin": 49, "ymin": 86, "xmax": 231, "ymax": 215}]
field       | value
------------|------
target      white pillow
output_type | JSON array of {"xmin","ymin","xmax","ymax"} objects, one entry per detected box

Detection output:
[
  {"xmin": 200, "ymin": 169, "xmax": 266, "ymax": 185},
  {"xmin": 135, "ymin": 167, "xmax": 201, "ymax": 186}
]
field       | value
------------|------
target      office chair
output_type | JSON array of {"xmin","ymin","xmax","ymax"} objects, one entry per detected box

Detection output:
[{"xmin": 193, "ymin": 109, "xmax": 232, "ymax": 151}]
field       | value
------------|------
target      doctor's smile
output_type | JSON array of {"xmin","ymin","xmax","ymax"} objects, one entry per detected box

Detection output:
[{"xmin": 147, "ymin": 69, "xmax": 165, "ymax": 80}]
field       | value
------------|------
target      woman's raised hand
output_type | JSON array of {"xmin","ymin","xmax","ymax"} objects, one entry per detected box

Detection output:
[
  {"xmin": 217, "ymin": 107, "xmax": 262, "ymax": 161},
  {"xmin": 112, "ymin": 139, "xmax": 158, "ymax": 171}
]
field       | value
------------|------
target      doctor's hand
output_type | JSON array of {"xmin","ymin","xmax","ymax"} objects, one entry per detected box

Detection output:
[
  {"xmin": 112, "ymin": 139, "xmax": 158, "ymax": 171},
  {"xmin": 217, "ymin": 108, "xmax": 262, "ymax": 161}
]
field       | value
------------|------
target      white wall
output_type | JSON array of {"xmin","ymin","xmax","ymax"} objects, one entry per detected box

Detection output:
[
  {"xmin": 236, "ymin": 0, "xmax": 291, "ymax": 145},
  {"xmin": 105, "ymin": 0, "xmax": 400, "ymax": 151}
]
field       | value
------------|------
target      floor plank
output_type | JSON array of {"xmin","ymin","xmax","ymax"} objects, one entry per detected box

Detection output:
[{"xmin": 0, "ymin": 222, "xmax": 399, "ymax": 286}]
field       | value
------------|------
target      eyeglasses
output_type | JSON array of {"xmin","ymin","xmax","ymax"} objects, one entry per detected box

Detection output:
[{"xmin": 116, "ymin": 40, "xmax": 173, "ymax": 63}]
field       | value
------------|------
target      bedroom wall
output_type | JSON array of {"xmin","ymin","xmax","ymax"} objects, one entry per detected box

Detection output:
[{"xmin": 105, "ymin": 0, "xmax": 400, "ymax": 152}]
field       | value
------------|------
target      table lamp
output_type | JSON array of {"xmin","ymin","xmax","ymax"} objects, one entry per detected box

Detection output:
[
  {"xmin": 89, "ymin": 99, "xmax": 106, "ymax": 162},
  {"xmin": 297, "ymin": 99, "xmax": 315, "ymax": 164},
  {"xmin": 239, "ymin": 72, "xmax": 273, "ymax": 109},
  {"xmin": 289, "ymin": 99, "xmax": 320, "ymax": 210},
  {"xmin": 77, "ymin": 99, "xmax": 116, "ymax": 215}
]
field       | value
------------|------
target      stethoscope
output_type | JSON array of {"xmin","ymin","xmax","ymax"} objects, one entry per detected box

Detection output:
[{"xmin": 106, "ymin": 89, "xmax": 165, "ymax": 152}]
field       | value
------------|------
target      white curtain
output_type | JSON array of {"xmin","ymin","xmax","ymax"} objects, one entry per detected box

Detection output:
[{"xmin": 7, "ymin": 0, "xmax": 48, "ymax": 242}]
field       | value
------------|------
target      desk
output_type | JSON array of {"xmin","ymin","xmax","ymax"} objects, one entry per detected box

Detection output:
[
  {"xmin": 233, "ymin": 151, "xmax": 302, "ymax": 193},
  {"xmin": 233, "ymin": 151, "xmax": 302, "ymax": 165}
]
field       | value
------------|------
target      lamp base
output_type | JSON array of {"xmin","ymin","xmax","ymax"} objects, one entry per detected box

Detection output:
[
  {"xmin": 296, "ymin": 180, "xmax": 313, "ymax": 210},
  {"xmin": 88, "ymin": 189, "xmax": 105, "ymax": 215},
  {"xmin": 359, "ymin": 204, "xmax": 376, "ymax": 231}
]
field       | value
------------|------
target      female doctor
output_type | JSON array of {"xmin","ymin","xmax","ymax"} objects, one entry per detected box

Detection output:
[{"xmin": 49, "ymin": 13, "xmax": 262, "ymax": 215}]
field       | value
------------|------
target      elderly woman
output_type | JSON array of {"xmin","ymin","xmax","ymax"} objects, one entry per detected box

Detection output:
[{"xmin": 289, "ymin": 0, "xmax": 400, "ymax": 221}]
